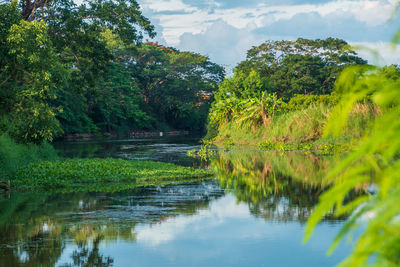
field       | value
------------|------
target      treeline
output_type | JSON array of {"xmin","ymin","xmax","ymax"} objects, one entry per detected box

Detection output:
[
  {"xmin": 0, "ymin": 0, "xmax": 224, "ymax": 144},
  {"xmin": 207, "ymin": 37, "xmax": 400, "ymax": 144}
]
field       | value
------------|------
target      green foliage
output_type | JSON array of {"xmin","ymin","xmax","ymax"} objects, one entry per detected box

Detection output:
[
  {"xmin": 208, "ymin": 37, "xmax": 367, "ymax": 140},
  {"xmin": 208, "ymin": 70, "xmax": 269, "ymax": 130},
  {"xmin": 235, "ymin": 92, "xmax": 285, "ymax": 129},
  {"xmin": 286, "ymin": 94, "xmax": 339, "ymax": 112},
  {"xmin": 258, "ymin": 140, "xmax": 352, "ymax": 154},
  {"xmin": 0, "ymin": 4, "xmax": 65, "ymax": 143},
  {"xmin": 187, "ymin": 145, "xmax": 217, "ymax": 161},
  {"xmin": 209, "ymin": 89, "xmax": 285, "ymax": 131},
  {"xmin": 304, "ymin": 64, "xmax": 400, "ymax": 266},
  {"xmin": 212, "ymin": 102, "xmax": 379, "ymax": 148},
  {"xmin": 0, "ymin": 1, "xmax": 223, "ymax": 141},
  {"xmin": 42, "ymin": 0, "xmax": 156, "ymax": 135},
  {"xmin": 130, "ymin": 43, "xmax": 224, "ymax": 131},
  {"xmin": 89, "ymin": 61, "xmax": 155, "ymax": 133},
  {"xmin": 265, "ymin": 105, "xmax": 330, "ymax": 143},
  {"xmin": 214, "ymin": 70, "xmax": 268, "ymax": 101},
  {"xmin": 236, "ymin": 38, "xmax": 367, "ymax": 98},
  {"xmin": 14, "ymin": 158, "xmax": 213, "ymax": 191},
  {"xmin": 0, "ymin": 134, "xmax": 58, "ymax": 180},
  {"xmin": 208, "ymin": 96, "xmax": 242, "ymax": 128}
]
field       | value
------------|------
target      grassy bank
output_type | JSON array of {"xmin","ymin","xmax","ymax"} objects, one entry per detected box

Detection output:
[
  {"xmin": 14, "ymin": 158, "xmax": 213, "ymax": 192},
  {"xmin": 211, "ymin": 103, "xmax": 379, "ymax": 151},
  {"xmin": 0, "ymin": 134, "xmax": 58, "ymax": 180},
  {"xmin": 0, "ymin": 134, "xmax": 213, "ymax": 192}
]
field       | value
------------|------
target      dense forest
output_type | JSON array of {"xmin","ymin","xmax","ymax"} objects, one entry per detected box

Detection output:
[{"xmin": 0, "ymin": 0, "xmax": 224, "ymax": 144}]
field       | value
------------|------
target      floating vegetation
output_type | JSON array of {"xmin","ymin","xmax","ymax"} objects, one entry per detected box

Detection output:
[
  {"xmin": 258, "ymin": 140, "xmax": 353, "ymax": 154},
  {"xmin": 14, "ymin": 158, "xmax": 213, "ymax": 192},
  {"xmin": 187, "ymin": 145, "xmax": 217, "ymax": 161}
]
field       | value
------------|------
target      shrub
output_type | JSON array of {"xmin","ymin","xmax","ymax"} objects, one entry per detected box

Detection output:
[
  {"xmin": 0, "ymin": 134, "xmax": 58, "ymax": 179},
  {"xmin": 286, "ymin": 94, "xmax": 339, "ymax": 112}
]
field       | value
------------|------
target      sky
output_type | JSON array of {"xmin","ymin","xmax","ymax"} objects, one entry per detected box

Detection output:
[{"xmin": 137, "ymin": 0, "xmax": 400, "ymax": 69}]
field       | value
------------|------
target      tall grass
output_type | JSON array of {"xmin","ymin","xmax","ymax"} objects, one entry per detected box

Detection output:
[
  {"xmin": 213, "ymin": 102, "xmax": 380, "ymax": 146},
  {"xmin": 0, "ymin": 134, "xmax": 58, "ymax": 180}
]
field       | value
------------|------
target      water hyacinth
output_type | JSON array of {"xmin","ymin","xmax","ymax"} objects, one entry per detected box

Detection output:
[{"xmin": 14, "ymin": 158, "xmax": 214, "ymax": 192}]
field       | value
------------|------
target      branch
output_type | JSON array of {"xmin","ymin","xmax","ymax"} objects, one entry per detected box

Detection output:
[
  {"xmin": 21, "ymin": 0, "xmax": 55, "ymax": 21},
  {"xmin": 0, "ymin": 70, "xmax": 16, "ymax": 88}
]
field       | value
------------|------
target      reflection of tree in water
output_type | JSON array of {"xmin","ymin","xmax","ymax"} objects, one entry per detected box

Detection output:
[
  {"xmin": 0, "ymin": 236, "xmax": 64, "ymax": 267},
  {"xmin": 62, "ymin": 236, "xmax": 113, "ymax": 267},
  {"xmin": 0, "ymin": 181, "xmax": 225, "ymax": 266},
  {"xmin": 213, "ymin": 151, "xmax": 348, "ymax": 223}
]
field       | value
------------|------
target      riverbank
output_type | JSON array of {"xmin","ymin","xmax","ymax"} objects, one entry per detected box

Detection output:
[
  {"xmin": 62, "ymin": 130, "xmax": 191, "ymax": 142},
  {"xmin": 0, "ymin": 134, "xmax": 58, "ymax": 180},
  {"xmin": 1, "ymin": 134, "xmax": 212, "ymax": 192},
  {"xmin": 208, "ymin": 103, "xmax": 380, "ymax": 152}
]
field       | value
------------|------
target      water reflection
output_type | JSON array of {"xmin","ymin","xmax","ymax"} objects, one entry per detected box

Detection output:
[
  {"xmin": 53, "ymin": 137, "xmax": 203, "ymax": 166},
  {"xmin": 0, "ymin": 149, "xmax": 352, "ymax": 266},
  {"xmin": 63, "ymin": 236, "xmax": 114, "ymax": 267},
  {"xmin": 212, "ymin": 151, "xmax": 343, "ymax": 223},
  {"xmin": 0, "ymin": 182, "xmax": 225, "ymax": 266}
]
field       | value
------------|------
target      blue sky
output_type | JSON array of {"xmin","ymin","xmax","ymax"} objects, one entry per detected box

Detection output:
[{"xmin": 137, "ymin": 0, "xmax": 400, "ymax": 69}]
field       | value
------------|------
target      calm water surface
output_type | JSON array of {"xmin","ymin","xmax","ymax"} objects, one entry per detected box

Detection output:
[{"xmin": 0, "ymin": 137, "xmax": 352, "ymax": 266}]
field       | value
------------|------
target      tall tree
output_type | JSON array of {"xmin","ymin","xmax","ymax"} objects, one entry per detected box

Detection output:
[
  {"xmin": 130, "ymin": 42, "xmax": 224, "ymax": 131},
  {"xmin": 236, "ymin": 38, "xmax": 367, "ymax": 98},
  {"xmin": 0, "ymin": 0, "xmax": 156, "ymax": 141},
  {"xmin": 0, "ymin": 2, "xmax": 65, "ymax": 143}
]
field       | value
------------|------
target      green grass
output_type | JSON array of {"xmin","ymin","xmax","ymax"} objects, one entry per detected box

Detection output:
[
  {"xmin": 0, "ymin": 134, "xmax": 58, "ymax": 179},
  {"xmin": 258, "ymin": 140, "xmax": 353, "ymax": 154},
  {"xmin": 212, "ymin": 103, "xmax": 379, "ymax": 150},
  {"xmin": 14, "ymin": 158, "xmax": 214, "ymax": 192}
]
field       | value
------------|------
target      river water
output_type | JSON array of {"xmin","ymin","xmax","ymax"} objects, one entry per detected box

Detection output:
[{"xmin": 0, "ymin": 137, "xmax": 352, "ymax": 266}]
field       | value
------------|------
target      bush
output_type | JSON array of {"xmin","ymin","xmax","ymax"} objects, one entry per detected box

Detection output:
[
  {"xmin": 0, "ymin": 134, "xmax": 58, "ymax": 180},
  {"xmin": 286, "ymin": 94, "xmax": 339, "ymax": 112}
]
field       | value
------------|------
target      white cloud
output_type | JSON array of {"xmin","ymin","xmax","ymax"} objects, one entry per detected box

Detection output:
[
  {"xmin": 138, "ymin": 0, "xmax": 400, "ymax": 67},
  {"xmin": 352, "ymin": 0, "xmax": 395, "ymax": 26},
  {"xmin": 178, "ymin": 20, "xmax": 259, "ymax": 67},
  {"xmin": 351, "ymin": 41, "xmax": 400, "ymax": 65},
  {"xmin": 140, "ymin": 0, "xmax": 197, "ymax": 13},
  {"xmin": 139, "ymin": 0, "xmax": 397, "ymax": 45},
  {"xmin": 136, "ymin": 194, "xmax": 251, "ymax": 246}
]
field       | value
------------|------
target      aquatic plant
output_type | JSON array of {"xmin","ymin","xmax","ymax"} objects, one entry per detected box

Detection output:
[
  {"xmin": 187, "ymin": 145, "xmax": 217, "ymax": 161},
  {"xmin": 14, "ymin": 158, "xmax": 213, "ymax": 192},
  {"xmin": 258, "ymin": 140, "xmax": 353, "ymax": 154}
]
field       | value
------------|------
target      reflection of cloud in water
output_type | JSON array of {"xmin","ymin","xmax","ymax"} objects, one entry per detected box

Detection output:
[{"xmin": 136, "ymin": 194, "xmax": 250, "ymax": 246}]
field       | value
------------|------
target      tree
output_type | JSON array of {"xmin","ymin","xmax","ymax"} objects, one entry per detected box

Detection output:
[
  {"xmin": 130, "ymin": 43, "xmax": 224, "ymax": 131},
  {"xmin": 214, "ymin": 70, "xmax": 268, "ymax": 101},
  {"xmin": 236, "ymin": 38, "xmax": 367, "ymax": 98},
  {"xmin": 0, "ymin": 2, "xmax": 65, "ymax": 143},
  {"xmin": 0, "ymin": 0, "xmax": 156, "ymax": 140},
  {"xmin": 89, "ymin": 61, "xmax": 155, "ymax": 133},
  {"xmin": 38, "ymin": 0, "xmax": 155, "ymax": 134}
]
